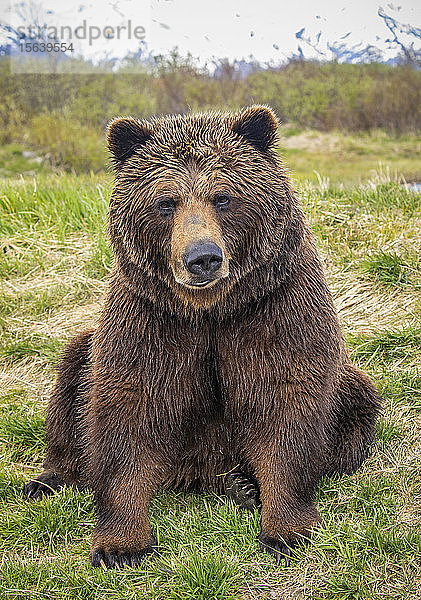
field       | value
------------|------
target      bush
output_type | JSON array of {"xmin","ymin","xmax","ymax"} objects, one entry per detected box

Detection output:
[
  {"xmin": 2, "ymin": 55, "xmax": 420, "ymax": 172},
  {"xmin": 29, "ymin": 112, "xmax": 106, "ymax": 172}
]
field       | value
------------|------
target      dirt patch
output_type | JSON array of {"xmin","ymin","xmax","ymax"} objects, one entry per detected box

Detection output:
[{"xmin": 280, "ymin": 131, "xmax": 342, "ymax": 153}]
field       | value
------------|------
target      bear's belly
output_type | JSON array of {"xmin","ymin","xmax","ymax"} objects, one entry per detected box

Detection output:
[{"xmin": 162, "ymin": 419, "xmax": 244, "ymax": 493}]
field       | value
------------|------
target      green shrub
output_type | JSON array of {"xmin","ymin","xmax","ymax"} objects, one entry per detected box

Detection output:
[
  {"xmin": 29, "ymin": 112, "xmax": 106, "ymax": 172},
  {"xmin": 1, "ymin": 55, "xmax": 420, "ymax": 172}
]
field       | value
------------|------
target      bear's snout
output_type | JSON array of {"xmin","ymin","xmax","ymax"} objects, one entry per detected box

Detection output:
[
  {"xmin": 170, "ymin": 202, "xmax": 230, "ymax": 295},
  {"xmin": 183, "ymin": 241, "xmax": 223, "ymax": 282}
]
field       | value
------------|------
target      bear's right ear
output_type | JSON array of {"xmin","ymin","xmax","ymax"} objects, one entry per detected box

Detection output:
[{"xmin": 107, "ymin": 117, "xmax": 153, "ymax": 166}]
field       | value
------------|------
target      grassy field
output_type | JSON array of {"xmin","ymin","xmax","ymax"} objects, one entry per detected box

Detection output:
[
  {"xmin": 279, "ymin": 128, "xmax": 421, "ymax": 186},
  {"xmin": 0, "ymin": 162, "xmax": 420, "ymax": 598}
]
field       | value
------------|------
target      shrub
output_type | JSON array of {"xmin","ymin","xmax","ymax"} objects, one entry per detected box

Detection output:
[{"xmin": 29, "ymin": 112, "xmax": 106, "ymax": 172}]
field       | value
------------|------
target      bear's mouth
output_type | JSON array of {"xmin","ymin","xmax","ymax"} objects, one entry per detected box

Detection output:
[
  {"xmin": 184, "ymin": 279, "xmax": 215, "ymax": 289},
  {"xmin": 179, "ymin": 276, "xmax": 227, "ymax": 290},
  {"xmin": 171, "ymin": 264, "xmax": 230, "ymax": 291}
]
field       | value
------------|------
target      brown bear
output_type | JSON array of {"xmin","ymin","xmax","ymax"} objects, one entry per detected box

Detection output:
[{"xmin": 24, "ymin": 106, "xmax": 380, "ymax": 568}]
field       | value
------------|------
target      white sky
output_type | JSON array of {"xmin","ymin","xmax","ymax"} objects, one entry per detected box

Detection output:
[
  {"xmin": 151, "ymin": 0, "xmax": 420, "ymax": 63},
  {"xmin": 3, "ymin": 0, "xmax": 421, "ymax": 63}
]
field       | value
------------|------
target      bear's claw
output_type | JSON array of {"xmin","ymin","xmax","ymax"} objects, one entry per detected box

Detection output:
[
  {"xmin": 224, "ymin": 471, "xmax": 261, "ymax": 509},
  {"xmin": 24, "ymin": 472, "xmax": 64, "ymax": 500},
  {"xmin": 257, "ymin": 532, "xmax": 299, "ymax": 567},
  {"xmin": 91, "ymin": 543, "xmax": 158, "ymax": 569}
]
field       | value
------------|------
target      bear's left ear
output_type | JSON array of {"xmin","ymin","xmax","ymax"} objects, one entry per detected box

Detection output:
[
  {"xmin": 107, "ymin": 117, "xmax": 153, "ymax": 166},
  {"xmin": 231, "ymin": 105, "xmax": 278, "ymax": 152}
]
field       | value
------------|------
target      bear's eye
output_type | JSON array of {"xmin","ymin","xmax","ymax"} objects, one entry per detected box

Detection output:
[
  {"xmin": 213, "ymin": 193, "xmax": 231, "ymax": 209},
  {"xmin": 157, "ymin": 198, "xmax": 176, "ymax": 216}
]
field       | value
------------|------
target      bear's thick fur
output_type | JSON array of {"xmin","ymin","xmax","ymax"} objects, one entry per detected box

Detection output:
[{"xmin": 25, "ymin": 106, "xmax": 380, "ymax": 568}]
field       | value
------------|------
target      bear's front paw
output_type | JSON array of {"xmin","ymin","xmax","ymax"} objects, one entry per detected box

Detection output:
[
  {"xmin": 91, "ymin": 540, "xmax": 158, "ymax": 569},
  {"xmin": 257, "ymin": 531, "xmax": 309, "ymax": 567}
]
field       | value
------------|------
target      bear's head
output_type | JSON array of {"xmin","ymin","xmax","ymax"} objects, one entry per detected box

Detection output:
[{"xmin": 107, "ymin": 106, "xmax": 298, "ymax": 309}]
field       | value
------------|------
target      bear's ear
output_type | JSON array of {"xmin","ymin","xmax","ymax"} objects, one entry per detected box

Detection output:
[
  {"xmin": 107, "ymin": 117, "xmax": 153, "ymax": 165},
  {"xmin": 231, "ymin": 105, "xmax": 278, "ymax": 152}
]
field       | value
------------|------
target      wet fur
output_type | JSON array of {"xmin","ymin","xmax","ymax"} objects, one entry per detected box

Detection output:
[{"xmin": 26, "ymin": 106, "xmax": 380, "ymax": 567}]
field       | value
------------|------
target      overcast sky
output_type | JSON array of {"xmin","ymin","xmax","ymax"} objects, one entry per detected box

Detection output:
[
  {"xmin": 3, "ymin": 0, "xmax": 420, "ymax": 64},
  {"xmin": 151, "ymin": 0, "xmax": 420, "ymax": 63}
]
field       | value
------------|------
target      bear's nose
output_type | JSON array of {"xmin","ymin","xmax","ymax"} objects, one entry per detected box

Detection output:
[{"xmin": 183, "ymin": 242, "xmax": 223, "ymax": 277}]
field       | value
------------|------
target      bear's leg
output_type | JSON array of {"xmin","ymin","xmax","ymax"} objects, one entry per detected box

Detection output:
[
  {"xmin": 246, "ymin": 430, "xmax": 324, "ymax": 566},
  {"xmin": 327, "ymin": 363, "xmax": 381, "ymax": 476},
  {"xmin": 87, "ymin": 387, "xmax": 171, "ymax": 569},
  {"xmin": 24, "ymin": 330, "xmax": 93, "ymax": 500},
  {"xmin": 90, "ymin": 450, "xmax": 168, "ymax": 569}
]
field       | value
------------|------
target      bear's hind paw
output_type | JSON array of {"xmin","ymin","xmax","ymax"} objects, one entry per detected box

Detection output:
[
  {"xmin": 225, "ymin": 471, "xmax": 260, "ymax": 509},
  {"xmin": 24, "ymin": 471, "xmax": 64, "ymax": 500}
]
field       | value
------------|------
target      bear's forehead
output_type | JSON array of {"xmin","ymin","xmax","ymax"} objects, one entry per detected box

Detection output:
[{"xmin": 152, "ymin": 114, "xmax": 235, "ymax": 162}]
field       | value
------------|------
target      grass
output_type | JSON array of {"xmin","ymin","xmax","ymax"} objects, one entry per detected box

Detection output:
[
  {"xmin": 349, "ymin": 327, "xmax": 421, "ymax": 368},
  {"xmin": 1, "ymin": 335, "xmax": 64, "ymax": 365},
  {"xmin": 279, "ymin": 128, "xmax": 421, "ymax": 185},
  {"xmin": 361, "ymin": 251, "xmax": 409, "ymax": 287},
  {"xmin": 360, "ymin": 251, "xmax": 420, "ymax": 288},
  {"xmin": 0, "ymin": 144, "xmax": 49, "ymax": 179},
  {"xmin": 0, "ymin": 173, "xmax": 110, "ymax": 236},
  {"xmin": 0, "ymin": 158, "xmax": 420, "ymax": 598}
]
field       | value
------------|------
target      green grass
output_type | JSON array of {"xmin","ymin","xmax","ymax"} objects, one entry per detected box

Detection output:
[
  {"xmin": 348, "ymin": 327, "xmax": 421, "ymax": 367},
  {"xmin": 0, "ymin": 285, "xmax": 93, "ymax": 318},
  {"xmin": 1, "ymin": 335, "xmax": 65, "ymax": 365},
  {"xmin": 1, "ymin": 411, "xmax": 46, "ymax": 462},
  {"xmin": 360, "ymin": 251, "xmax": 420, "ymax": 288},
  {"xmin": 0, "ymin": 165, "xmax": 420, "ymax": 598},
  {"xmin": 82, "ymin": 236, "xmax": 114, "ymax": 279},
  {"xmin": 0, "ymin": 144, "xmax": 49, "ymax": 178},
  {"xmin": 377, "ymin": 371, "xmax": 421, "ymax": 412},
  {"xmin": 361, "ymin": 251, "xmax": 408, "ymax": 286},
  {"xmin": 280, "ymin": 129, "xmax": 421, "ymax": 185},
  {"xmin": 0, "ymin": 173, "xmax": 110, "ymax": 236},
  {"xmin": 1, "ymin": 411, "xmax": 46, "ymax": 449}
]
